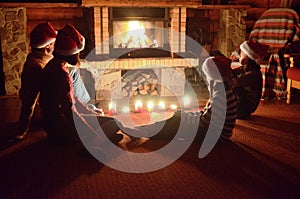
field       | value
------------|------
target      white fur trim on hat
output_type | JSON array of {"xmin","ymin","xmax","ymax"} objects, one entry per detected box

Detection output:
[
  {"xmin": 32, "ymin": 37, "xmax": 56, "ymax": 49},
  {"xmin": 240, "ymin": 41, "xmax": 258, "ymax": 62}
]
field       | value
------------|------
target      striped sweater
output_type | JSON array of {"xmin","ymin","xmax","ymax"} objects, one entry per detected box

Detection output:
[{"xmin": 181, "ymin": 81, "xmax": 238, "ymax": 143}]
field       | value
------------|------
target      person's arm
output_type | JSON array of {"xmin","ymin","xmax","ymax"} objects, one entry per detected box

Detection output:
[
  {"xmin": 234, "ymin": 70, "xmax": 259, "ymax": 87},
  {"xmin": 74, "ymin": 95, "xmax": 98, "ymax": 115},
  {"xmin": 232, "ymin": 66, "xmax": 243, "ymax": 78}
]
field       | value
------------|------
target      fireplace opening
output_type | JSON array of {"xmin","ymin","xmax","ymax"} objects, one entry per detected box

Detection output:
[{"xmin": 109, "ymin": 7, "xmax": 170, "ymax": 58}]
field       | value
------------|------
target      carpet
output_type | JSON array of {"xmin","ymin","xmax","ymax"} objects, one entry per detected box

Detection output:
[{"xmin": 0, "ymin": 96, "xmax": 300, "ymax": 199}]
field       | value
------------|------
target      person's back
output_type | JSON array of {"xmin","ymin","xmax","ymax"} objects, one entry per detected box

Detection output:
[
  {"xmin": 189, "ymin": 56, "xmax": 238, "ymax": 143},
  {"xmin": 209, "ymin": 81, "xmax": 238, "ymax": 143},
  {"xmin": 40, "ymin": 58, "xmax": 73, "ymax": 115},
  {"xmin": 40, "ymin": 57, "xmax": 77, "ymax": 141},
  {"xmin": 19, "ymin": 51, "xmax": 51, "ymax": 102},
  {"xmin": 39, "ymin": 24, "xmax": 126, "ymax": 146},
  {"xmin": 16, "ymin": 22, "xmax": 56, "ymax": 140}
]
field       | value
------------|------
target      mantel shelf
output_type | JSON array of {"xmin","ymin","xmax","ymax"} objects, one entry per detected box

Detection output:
[{"xmin": 84, "ymin": 58, "xmax": 199, "ymax": 70}]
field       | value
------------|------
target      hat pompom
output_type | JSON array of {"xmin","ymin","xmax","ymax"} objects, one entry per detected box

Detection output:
[
  {"xmin": 202, "ymin": 56, "xmax": 233, "ymax": 82},
  {"xmin": 54, "ymin": 24, "xmax": 85, "ymax": 56},
  {"xmin": 30, "ymin": 22, "xmax": 57, "ymax": 48}
]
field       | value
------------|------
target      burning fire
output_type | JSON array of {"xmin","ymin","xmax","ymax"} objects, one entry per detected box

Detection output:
[{"xmin": 117, "ymin": 21, "xmax": 159, "ymax": 48}]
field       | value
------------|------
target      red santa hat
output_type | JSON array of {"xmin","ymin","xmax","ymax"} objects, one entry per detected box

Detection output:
[
  {"xmin": 240, "ymin": 40, "xmax": 269, "ymax": 64},
  {"xmin": 202, "ymin": 56, "xmax": 233, "ymax": 82},
  {"xmin": 54, "ymin": 24, "xmax": 85, "ymax": 56},
  {"xmin": 30, "ymin": 22, "xmax": 57, "ymax": 48}
]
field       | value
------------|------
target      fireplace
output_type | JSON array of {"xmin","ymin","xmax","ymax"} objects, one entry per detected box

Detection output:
[
  {"xmin": 84, "ymin": 6, "xmax": 199, "ymax": 100},
  {"xmin": 109, "ymin": 7, "xmax": 170, "ymax": 58},
  {"xmin": 81, "ymin": 2, "xmax": 248, "ymax": 101}
]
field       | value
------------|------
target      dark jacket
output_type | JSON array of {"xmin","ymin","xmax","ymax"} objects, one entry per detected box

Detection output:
[
  {"xmin": 39, "ymin": 58, "xmax": 97, "ymax": 140},
  {"xmin": 18, "ymin": 51, "xmax": 52, "ymax": 133},
  {"xmin": 233, "ymin": 59, "xmax": 262, "ymax": 119}
]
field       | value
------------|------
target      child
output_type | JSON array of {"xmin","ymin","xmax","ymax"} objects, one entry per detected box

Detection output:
[
  {"xmin": 126, "ymin": 56, "xmax": 238, "ymax": 144},
  {"xmin": 233, "ymin": 40, "xmax": 269, "ymax": 119},
  {"xmin": 16, "ymin": 22, "xmax": 57, "ymax": 140},
  {"xmin": 39, "ymin": 24, "xmax": 139, "ymax": 148}
]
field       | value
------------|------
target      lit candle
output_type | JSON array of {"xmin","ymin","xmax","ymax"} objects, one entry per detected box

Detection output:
[
  {"xmin": 147, "ymin": 101, "xmax": 154, "ymax": 112},
  {"xmin": 134, "ymin": 100, "xmax": 143, "ymax": 112},
  {"xmin": 108, "ymin": 102, "xmax": 117, "ymax": 114},
  {"xmin": 158, "ymin": 101, "xmax": 166, "ymax": 111},
  {"xmin": 170, "ymin": 104, "xmax": 178, "ymax": 111},
  {"xmin": 183, "ymin": 97, "xmax": 190, "ymax": 109}
]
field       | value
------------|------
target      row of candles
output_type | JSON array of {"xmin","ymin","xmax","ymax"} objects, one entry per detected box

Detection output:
[{"xmin": 108, "ymin": 97, "xmax": 191, "ymax": 114}]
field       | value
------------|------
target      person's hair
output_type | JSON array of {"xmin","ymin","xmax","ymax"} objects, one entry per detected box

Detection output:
[
  {"xmin": 31, "ymin": 47, "xmax": 44, "ymax": 52},
  {"xmin": 53, "ymin": 52, "xmax": 80, "ymax": 66}
]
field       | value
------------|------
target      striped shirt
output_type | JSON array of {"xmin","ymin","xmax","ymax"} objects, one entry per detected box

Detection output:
[{"xmin": 181, "ymin": 81, "xmax": 238, "ymax": 143}]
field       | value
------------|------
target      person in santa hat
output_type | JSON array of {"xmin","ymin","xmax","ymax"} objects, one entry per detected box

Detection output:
[
  {"xmin": 39, "ymin": 24, "xmax": 143, "ymax": 150},
  {"xmin": 123, "ymin": 56, "xmax": 238, "ymax": 144},
  {"xmin": 233, "ymin": 39, "xmax": 269, "ymax": 119},
  {"xmin": 15, "ymin": 22, "xmax": 57, "ymax": 140}
]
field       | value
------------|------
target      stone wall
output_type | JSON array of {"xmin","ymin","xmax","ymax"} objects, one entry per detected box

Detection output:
[
  {"xmin": 218, "ymin": 9, "xmax": 247, "ymax": 57},
  {"xmin": 0, "ymin": 7, "xmax": 28, "ymax": 95}
]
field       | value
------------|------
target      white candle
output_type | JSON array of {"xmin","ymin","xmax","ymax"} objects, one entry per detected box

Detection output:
[
  {"xmin": 158, "ymin": 101, "xmax": 166, "ymax": 111},
  {"xmin": 147, "ymin": 101, "xmax": 154, "ymax": 112},
  {"xmin": 170, "ymin": 104, "xmax": 177, "ymax": 111},
  {"xmin": 134, "ymin": 100, "xmax": 143, "ymax": 112},
  {"xmin": 108, "ymin": 102, "xmax": 117, "ymax": 114}
]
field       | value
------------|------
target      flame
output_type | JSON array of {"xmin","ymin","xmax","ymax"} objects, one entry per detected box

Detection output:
[
  {"xmin": 121, "ymin": 21, "xmax": 151, "ymax": 48},
  {"xmin": 128, "ymin": 21, "xmax": 144, "ymax": 31}
]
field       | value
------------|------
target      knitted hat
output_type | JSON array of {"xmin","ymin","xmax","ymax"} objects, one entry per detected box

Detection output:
[
  {"xmin": 240, "ymin": 40, "xmax": 269, "ymax": 63},
  {"xmin": 30, "ymin": 22, "xmax": 57, "ymax": 48},
  {"xmin": 202, "ymin": 56, "xmax": 233, "ymax": 82},
  {"xmin": 54, "ymin": 24, "xmax": 85, "ymax": 56}
]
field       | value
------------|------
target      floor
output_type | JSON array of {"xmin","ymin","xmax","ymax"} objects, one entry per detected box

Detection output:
[{"xmin": 0, "ymin": 92, "xmax": 300, "ymax": 199}]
